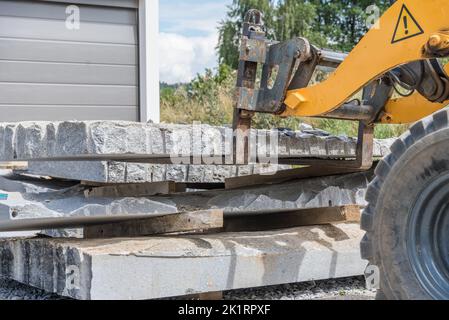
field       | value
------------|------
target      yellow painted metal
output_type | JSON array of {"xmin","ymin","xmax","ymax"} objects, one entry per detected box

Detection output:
[
  {"xmin": 282, "ymin": 0, "xmax": 449, "ymax": 118},
  {"xmin": 379, "ymin": 63, "xmax": 449, "ymax": 124},
  {"xmin": 380, "ymin": 94, "xmax": 446, "ymax": 124}
]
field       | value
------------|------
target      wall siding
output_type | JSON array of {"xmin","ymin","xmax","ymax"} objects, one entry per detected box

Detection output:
[{"xmin": 0, "ymin": 0, "xmax": 139, "ymax": 122}]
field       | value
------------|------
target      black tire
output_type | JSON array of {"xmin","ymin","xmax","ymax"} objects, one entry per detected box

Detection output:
[{"xmin": 361, "ymin": 108, "xmax": 449, "ymax": 300}]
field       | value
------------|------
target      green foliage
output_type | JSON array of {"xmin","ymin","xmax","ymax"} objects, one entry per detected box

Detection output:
[
  {"xmin": 311, "ymin": 0, "xmax": 391, "ymax": 51},
  {"xmin": 161, "ymin": 2, "xmax": 408, "ymax": 139},
  {"xmin": 218, "ymin": 0, "xmax": 391, "ymax": 66},
  {"xmin": 374, "ymin": 124, "xmax": 409, "ymax": 139},
  {"xmin": 161, "ymin": 67, "xmax": 235, "ymax": 126},
  {"xmin": 308, "ymin": 118, "xmax": 409, "ymax": 139},
  {"xmin": 218, "ymin": 0, "xmax": 275, "ymax": 69},
  {"xmin": 161, "ymin": 67, "xmax": 407, "ymax": 139},
  {"xmin": 276, "ymin": 0, "xmax": 327, "ymax": 47}
]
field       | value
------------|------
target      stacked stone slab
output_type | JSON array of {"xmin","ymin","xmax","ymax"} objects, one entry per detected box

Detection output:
[
  {"xmin": 0, "ymin": 223, "xmax": 367, "ymax": 300},
  {"xmin": 0, "ymin": 121, "xmax": 394, "ymax": 183},
  {"xmin": 0, "ymin": 167, "xmax": 373, "ymax": 237},
  {"xmin": 0, "ymin": 121, "xmax": 394, "ymax": 160},
  {"xmin": 26, "ymin": 162, "xmax": 289, "ymax": 184}
]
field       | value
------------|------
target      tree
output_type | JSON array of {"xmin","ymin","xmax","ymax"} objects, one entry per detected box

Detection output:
[
  {"xmin": 311, "ymin": 0, "xmax": 391, "ymax": 51},
  {"xmin": 217, "ymin": 0, "xmax": 274, "ymax": 69},
  {"xmin": 275, "ymin": 0, "xmax": 326, "ymax": 47},
  {"xmin": 217, "ymin": 0, "xmax": 392, "ymax": 67}
]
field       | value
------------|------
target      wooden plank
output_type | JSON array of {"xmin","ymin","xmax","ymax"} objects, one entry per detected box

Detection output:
[
  {"xmin": 185, "ymin": 182, "xmax": 225, "ymax": 190},
  {"xmin": 183, "ymin": 291, "xmax": 223, "ymax": 300},
  {"xmin": 225, "ymin": 166, "xmax": 363, "ymax": 190},
  {"xmin": 0, "ymin": 162, "xmax": 28, "ymax": 170},
  {"xmin": 223, "ymin": 206, "xmax": 361, "ymax": 232},
  {"xmin": 197, "ymin": 292, "xmax": 223, "ymax": 300},
  {"xmin": 83, "ymin": 209, "xmax": 223, "ymax": 239},
  {"xmin": 84, "ymin": 181, "xmax": 186, "ymax": 198}
]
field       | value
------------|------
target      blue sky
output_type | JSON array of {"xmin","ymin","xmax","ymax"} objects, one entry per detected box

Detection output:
[{"xmin": 159, "ymin": 0, "xmax": 231, "ymax": 84}]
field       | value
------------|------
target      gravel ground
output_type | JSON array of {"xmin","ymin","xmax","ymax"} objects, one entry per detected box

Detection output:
[
  {"xmin": 0, "ymin": 276, "xmax": 374, "ymax": 300},
  {"xmin": 0, "ymin": 277, "xmax": 63, "ymax": 300},
  {"xmin": 224, "ymin": 276, "xmax": 376, "ymax": 300}
]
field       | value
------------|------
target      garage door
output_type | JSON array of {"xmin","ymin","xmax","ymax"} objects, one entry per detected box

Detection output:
[{"xmin": 0, "ymin": 0, "xmax": 139, "ymax": 122}]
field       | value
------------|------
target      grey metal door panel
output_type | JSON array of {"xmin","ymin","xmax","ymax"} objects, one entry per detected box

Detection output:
[
  {"xmin": 0, "ymin": 83, "xmax": 137, "ymax": 106},
  {"xmin": 0, "ymin": 0, "xmax": 139, "ymax": 122},
  {"xmin": 0, "ymin": 106, "xmax": 138, "ymax": 122},
  {"xmin": 0, "ymin": 16, "xmax": 137, "ymax": 44},
  {"xmin": 0, "ymin": 0, "xmax": 137, "ymax": 24},
  {"xmin": 0, "ymin": 38, "xmax": 137, "ymax": 65},
  {"xmin": 0, "ymin": 61, "xmax": 137, "ymax": 85}
]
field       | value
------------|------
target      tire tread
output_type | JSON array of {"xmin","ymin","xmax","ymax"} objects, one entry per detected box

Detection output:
[{"xmin": 360, "ymin": 108, "xmax": 449, "ymax": 299}]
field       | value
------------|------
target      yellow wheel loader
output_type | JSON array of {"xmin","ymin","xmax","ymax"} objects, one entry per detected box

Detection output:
[{"xmin": 234, "ymin": 0, "xmax": 449, "ymax": 300}]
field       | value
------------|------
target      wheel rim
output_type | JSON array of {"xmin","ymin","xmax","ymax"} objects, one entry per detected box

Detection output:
[{"xmin": 408, "ymin": 172, "xmax": 449, "ymax": 300}]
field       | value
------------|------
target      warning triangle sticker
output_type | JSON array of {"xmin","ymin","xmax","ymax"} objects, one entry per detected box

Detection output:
[{"xmin": 392, "ymin": 5, "xmax": 424, "ymax": 44}]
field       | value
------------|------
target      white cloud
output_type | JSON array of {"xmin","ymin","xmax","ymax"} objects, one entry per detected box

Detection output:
[
  {"xmin": 159, "ymin": 0, "xmax": 230, "ymax": 84},
  {"xmin": 159, "ymin": 32, "xmax": 218, "ymax": 84}
]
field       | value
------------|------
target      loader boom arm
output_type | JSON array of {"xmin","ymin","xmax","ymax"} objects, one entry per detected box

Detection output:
[
  {"xmin": 233, "ymin": 0, "xmax": 449, "ymax": 168},
  {"xmin": 282, "ymin": 0, "xmax": 449, "ymax": 124}
]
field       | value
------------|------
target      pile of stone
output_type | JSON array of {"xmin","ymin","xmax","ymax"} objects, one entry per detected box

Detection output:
[
  {"xmin": 0, "ymin": 121, "xmax": 393, "ymax": 300},
  {"xmin": 0, "ymin": 121, "xmax": 394, "ymax": 183},
  {"xmin": 0, "ymin": 167, "xmax": 372, "ymax": 237},
  {"xmin": 0, "ymin": 120, "xmax": 394, "ymax": 235},
  {"xmin": 26, "ymin": 161, "xmax": 285, "ymax": 184}
]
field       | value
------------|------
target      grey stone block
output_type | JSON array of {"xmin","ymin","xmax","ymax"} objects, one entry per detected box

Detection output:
[
  {"xmin": 89, "ymin": 121, "xmax": 149, "ymax": 155},
  {"xmin": 1, "ymin": 125, "xmax": 13, "ymax": 160},
  {"xmin": 162, "ymin": 124, "xmax": 192, "ymax": 157},
  {"xmin": 0, "ymin": 167, "xmax": 372, "ymax": 235},
  {"xmin": 252, "ymin": 164, "xmax": 289, "ymax": 175},
  {"xmin": 277, "ymin": 132, "xmax": 290, "ymax": 157},
  {"xmin": 106, "ymin": 162, "xmax": 127, "ymax": 183},
  {"xmin": 186, "ymin": 165, "xmax": 206, "ymax": 183},
  {"xmin": 2, "ymin": 120, "xmax": 395, "ymax": 184},
  {"xmin": 326, "ymin": 136, "xmax": 354, "ymax": 157},
  {"xmin": 0, "ymin": 223, "xmax": 367, "ymax": 300},
  {"xmin": 147, "ymin": 126, "xmax": 165, "ymax": 154},
  {"xmin": 15, "ymin": 123, "xmax": 46, "ymax": 159},
  {"xmin": 26, "ymin": 161, "xmax": 262, "ymax": 184},
  {"xmin": 374, "ymin": 138, "xmax": 396, "ymax": 158},
  {"xmin": 55, "ymin": 121, "xmax": 89, "ymax": 156},
  {"xmin": 125, "ymin": 163, "xmax": 151, "ymax": 183},
  {"xmin": 165, "ymin": 165, "xmax": 188, "ymax": 182},
  {"xmin": 308, "ymin": 135, "xmax": 327, "ymax": 157},
  {"xmin": 237, "ymin": 165, "xmax": 253, "ymax": 176},
  {"xmin": 29, "ymin": 161, "xmax": 110, "ymax": 182},
  {"xmin": 200, "ymin": 125, "xmax": 227, "ymax": 156},
  {"xmin": 0, "ymin": 121, "xmax": 394, "ymax": 162},
  {"xmin": 0, "ymin": 124, "xmax": 17, "ymax": 160},
  {"xmin": 149, "ymin": 164, "xmax": 166, "ymax": 182},
  {"xmin": 203, "ymin": 165, "xmax": 236, "ymax": 183},
  {"xmin": 288, "ymin": 132, "xmax": 311, "ymax": 157}
]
